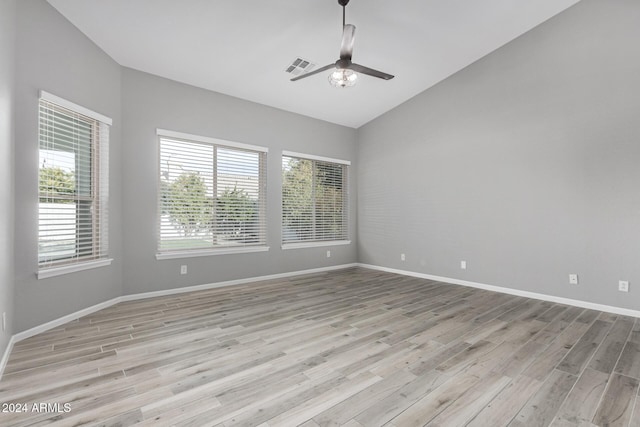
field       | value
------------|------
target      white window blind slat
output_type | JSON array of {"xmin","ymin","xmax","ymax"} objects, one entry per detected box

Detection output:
[
  {"xmin": 158, "ymin": 132, "xmax": 267, "ymax": 253},
  {"xmin": 282, "ymin": 154, "xmax": 349, "ymax": 244},
  {"xmin": 38, "ymin": 97, "xmax": 110, "ymax": 269}
]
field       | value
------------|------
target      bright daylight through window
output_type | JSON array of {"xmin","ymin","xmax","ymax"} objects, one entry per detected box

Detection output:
[
  {"xmin": 282, "ymin": 152, "xmax": 349, "ymax": 246},
  {"xmin": 38, "ymin": 92, "xmax": 111, "ymax": 273},
  {"xmin": 157, "ymin": 131, "xmax": 267, "ymax": 256}
]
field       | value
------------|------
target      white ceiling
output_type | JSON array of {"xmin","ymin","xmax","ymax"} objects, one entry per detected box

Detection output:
[{"xmin": 47, "ymin": 0, "xmax": 581, "ymax": 128}]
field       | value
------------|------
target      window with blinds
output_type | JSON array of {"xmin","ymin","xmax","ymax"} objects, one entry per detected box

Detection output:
[
  {"xmin": 38, "ymin": 92, "xmax": 110, "ymax": 270},
  {"xmin": 158, "ymin": 130, "xmax": 267, "ymax": 254},
  {"xmin": 282, "ymin": 152, "xmax": 349, "ymax": 245}
]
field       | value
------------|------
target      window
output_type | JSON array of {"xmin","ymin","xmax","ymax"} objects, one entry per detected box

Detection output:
[
  {"xmin": 157, "ymin": 130, "xmax": 267, "ymax": 258},
  {"xmin": 282, "ymin": 151, "xmax": 349, "ymax": 246},
  {"xmin": 38, "ymin": 91, "xmax": 111, "ymax": 276}
]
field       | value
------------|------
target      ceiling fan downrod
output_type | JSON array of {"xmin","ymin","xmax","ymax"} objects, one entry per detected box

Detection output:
[{"xmin": 339, "ymin": 0, "xmax": 349, "ymax": 27}]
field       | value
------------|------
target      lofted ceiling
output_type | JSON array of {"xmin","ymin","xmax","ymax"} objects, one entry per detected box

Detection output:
[{"xmin": 47, "ymin": 0, "xmax": 581, "ymax": 128}]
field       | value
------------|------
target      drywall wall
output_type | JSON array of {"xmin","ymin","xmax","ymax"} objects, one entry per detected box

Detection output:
[
  {"xmin": 121, "ymin": 68, "xmax": 357, "ymax": 295},
  {"xmin": 9, "ymin": 0, "xmax": 357, "ymax": 332},
  {"xmin": 14, "ymin": 0, "xmax": 638, "ymax": 336},
  {"xmin": 0, "ymin": 0, "xmax": 16, "ymax": 356},
  {"xmin": 13, "ymin": 0, "xmax": 123, "ymax": 332},
  {"xmin": 358, "ymin": 0, "xmax": 640, "ymax": 311}
]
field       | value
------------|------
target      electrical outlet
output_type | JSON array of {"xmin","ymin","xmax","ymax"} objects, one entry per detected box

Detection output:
[
  {"xmin": 326, "ymin": 250, "xmax": 331, "ymax": 258},
  {"xmin": 180, "ymin": 265, "xmax": 187, "ymax": 275},
  {"xmin": 569, "ymin": 274, "xmax": 578, "ymax": 285},
  {"xmin": 401, "ymin": 253, "xmax": 405, "ymax": 261},
  {"xmin": 460, "ymin": 260, "xmax": 467, "ymax": 270},
  {"xmin": 619, "ymin": 280, "xmax": 630, "ymax": 293},
  {"xmin": 2, "ymin": 312, "xmax": 6, "ymax": 332}
]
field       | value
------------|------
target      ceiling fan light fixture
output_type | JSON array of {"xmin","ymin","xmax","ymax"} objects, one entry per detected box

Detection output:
[{"xmin": 328, "ymin": 68, "xmax": 358, "ymax": 88}]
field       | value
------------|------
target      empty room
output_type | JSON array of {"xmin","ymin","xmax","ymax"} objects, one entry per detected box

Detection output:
[{"xmin": 1, "ymin": 0, "xmax": 640, "ymax": 425}]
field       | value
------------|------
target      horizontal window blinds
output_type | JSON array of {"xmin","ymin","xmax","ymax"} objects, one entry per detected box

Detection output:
[
  {"xmin": 38, "ymin": 97, "xmax": 110, "ymax": 268},
  {"xmin": 158, "ymin": 133, "xmax": 267, "ymax": 252},
  {"xmin": 282, "ymin": 154, "xmax": 348, "ymax": 244}
]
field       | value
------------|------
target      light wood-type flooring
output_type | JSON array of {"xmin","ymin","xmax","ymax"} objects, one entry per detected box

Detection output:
[{"xmin": 1, "ymin": 267, "xmax": 640, "ymax": 426}]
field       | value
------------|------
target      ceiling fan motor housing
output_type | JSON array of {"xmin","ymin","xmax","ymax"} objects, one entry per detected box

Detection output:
[{"xmin": 336, "ymin": 59, "xmax": 351, "ymax": 68}]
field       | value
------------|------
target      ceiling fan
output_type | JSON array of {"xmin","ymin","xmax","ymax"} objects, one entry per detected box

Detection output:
[{"xmin": 291, "ymin": 0, "xmax": 394, "ymax": 87}]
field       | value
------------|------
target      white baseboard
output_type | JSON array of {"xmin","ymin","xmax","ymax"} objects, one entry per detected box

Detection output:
[
  {"xmin": 0, "ymin": 335, "xmax": 17, "ymax": 381},
  {"xmin": 10, "ymin": 263, "xmax": 359, "ymax": 345},
  {"xmin": 121, "ymin": 263, "xmax": 358, "ymax": 302},
  {"xmin": 358, "ymin": 263, "xmax": 640, "ymax": 319},
  {"xmin": 12, "ymin": 298, "xmax": 122, "ymax": 343},
  {"xmin": 6, "ymin": 261, "xmax": 636, "ymax": 381}
]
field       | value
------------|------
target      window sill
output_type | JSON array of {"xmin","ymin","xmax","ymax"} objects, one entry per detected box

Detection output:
[
  {"xmin": 38, "ymin": 258, "xmax": 113, "ymax": 280},
  {"xmin": 156, "ymin": 246, "xmax": 270, "ymax": 260},
  {"xmin": 282, "ymin": 240, "xmax": 351, "ymax": 250}
]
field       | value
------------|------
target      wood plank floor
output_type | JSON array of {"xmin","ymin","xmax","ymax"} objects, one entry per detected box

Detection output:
[{"xmin": 1, "ymin": 267, "xmax": 639, "ymax": 427}]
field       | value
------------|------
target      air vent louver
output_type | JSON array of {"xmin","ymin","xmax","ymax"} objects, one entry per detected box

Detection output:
[{"xmin": 285, "ymin": 57, "xmax": 316, "ymax": 76}]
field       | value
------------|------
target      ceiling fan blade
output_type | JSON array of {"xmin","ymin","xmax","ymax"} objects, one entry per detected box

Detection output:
[
  {"xmin": 349, "ymin": 63, "xmax": 394, "ymax": 80},
  {"xmin": 290, "ymin": 64, "xmax": 335, "ymax": 81},
  {"xmin": 339, "ymin": 24, "xmax": 356, "ymax": 60}
]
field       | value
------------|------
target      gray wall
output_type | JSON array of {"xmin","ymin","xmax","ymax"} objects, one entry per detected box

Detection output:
[
  {"xmin": 10, "ymin": 0, "xmax": 357, "ymax": 333},
  {"xmin": 121, "ymin": 69, "xmax": 357, "ymax": 295},
  {"xmin": 13, "ymin": 0, "xmax": 123, "ymax": 332},
  {"xmin": 0, "ymin": 0, "xmax": 16, "ymax": 355},
  {"xmin": 358, "ymin": 0, "xmax": 640, "ymax": 311},
  {"xmin": 11, "ymin": 0, "xmax": 640, "ymax": 335}
]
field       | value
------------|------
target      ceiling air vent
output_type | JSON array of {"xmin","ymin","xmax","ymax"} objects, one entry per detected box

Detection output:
[{"xmin": 285, "ymin": 57, "xmax": 316, "ymax": 76}]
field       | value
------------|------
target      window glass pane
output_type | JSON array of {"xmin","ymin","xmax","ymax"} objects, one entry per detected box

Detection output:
[
  {"xmin": 282, "ymin": 155, "xmax": 348, "ymax": 244},
  {"xmin": 38, "ymin": 202, "xmax": 76, "ymax": 261},
  {"xmin": 216, "ymin": 148, "xmax": 262, "ymax": 244},
  {"xmin": 315, "ymin": 161, "xmax": 346, "ymax": 240},
  {"xmin": 38, "ymin": 98, "xmax": 108, "ymax": 268},
  {"xmin": 159, "ymin": 139, "xmax": 214, "ymax": 251},
  {"xmin": 158, "ymin": 135, "xmax": 267, "ymax": 252},
  {"xmin": 282, "ymin": 157, "xmax": 313, "ymax": 242}
]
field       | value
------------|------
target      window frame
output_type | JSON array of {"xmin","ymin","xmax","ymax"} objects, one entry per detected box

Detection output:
[
  {"xmin": 281, "ymin": 150, "xmax": 351, "ymax": 249},
  {"xmin": 37, "ymin": 91, "xmax": 112, "ymax": 279},
  {"xmin": 156, "ymin": 129, "xmax": 269, "ymax": 260}
]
